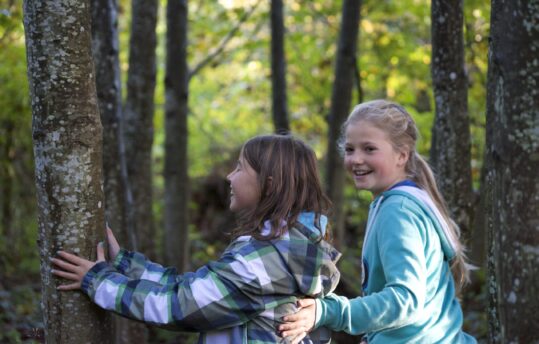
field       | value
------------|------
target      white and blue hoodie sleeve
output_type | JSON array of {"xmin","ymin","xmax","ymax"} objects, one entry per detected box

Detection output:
[{"xmin": 314, "ymin": 187, "xmax": 476, "ymax": 344}]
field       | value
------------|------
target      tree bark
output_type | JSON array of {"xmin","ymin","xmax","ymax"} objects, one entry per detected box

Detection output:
[
  {"xmin": 123, "ymin": 0, "xmax": 159, "ymax": 259},
  {"xmin": 270, "ymin": 0, "xmax": 289, "ymax": 134},
  {"xmin": 164, "ymin": 0, "xmax": 190, "ymax": 272},
  {"xmin": 485, "ymin": 1, "xmax": 539, "ymax": 342},
  {"xmin": 430, "ymin": 0, "xmax": 473, "ymax": 237},
  {"xmin": 23, "ymin": 0, "xmax": 112, "ymax": 341},
  {"xmin": 325, "ymin": 0, "xmax": 361, "ymax": 248},
  {"xmin": 90, "ymin": 0, "xmax": 135, "ymax": 257},
  {"xmin": 90, "ymin": 1, "xmax": 147, "ymax": 342}
]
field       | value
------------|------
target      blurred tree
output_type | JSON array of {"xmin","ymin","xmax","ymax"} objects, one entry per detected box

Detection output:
[
  {"xmin": 485, "ymin": 1, "xmax": 539, "ymax": 342},
  {"xmin": 430, "ymin": 0, "xmax": 473, "ymax": 235},
  {"xmin": 123, "ymin": 0, "xmax": 159, "ymax": 259},
  {"xmin": 23, "ymin": 0, "xmax": 112, "ymax": 341},
  {"xmin": 325, "ymin": 0, "xmax": 361, "ymax": 248},
  {"xmin": 164, "ymin": 0, "xmax": 190, "ymax": 272},
  {"xmin": 0, "ymin": 0, "xmax": 38, "ymax": 281},
  {"xmin": 90, "ymin": 0, "xmax": 146, "ymax": 342},
  {"xmin": 270, "ymin": 0, "xmax": 290, "ymax": 134}
]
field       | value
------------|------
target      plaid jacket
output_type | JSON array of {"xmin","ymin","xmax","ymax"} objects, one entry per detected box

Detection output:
[{"xmin": 81, "ymin": 212, "xmax": 341, "ymax": 343}]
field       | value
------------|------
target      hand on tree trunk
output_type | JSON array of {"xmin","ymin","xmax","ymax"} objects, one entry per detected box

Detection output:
[{"xmin": 51, "ymin": 242, "xmax": 106, "ymax": 290}]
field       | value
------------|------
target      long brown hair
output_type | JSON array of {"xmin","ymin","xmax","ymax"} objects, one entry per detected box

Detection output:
[
  {"xmin": 232, "ymin": 134, "xmax": 332, "ymax": 240},
  {"xmin": 341, "ymin": 100, "xmax": 471, "ymax": 292}
]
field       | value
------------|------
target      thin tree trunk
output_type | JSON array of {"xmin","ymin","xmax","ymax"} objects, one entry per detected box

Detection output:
[
  {"xmin": 485, "ymin": 1, "xmax": 539, "ymax": 342},
  {"xmin": 23, "ymin": 0, "xmax": 112, "ymax": 341},
  {"xmin": 430, "ymin": 0, "xmax": 473, "ymax": 236},
  {"xmin": 270, "ymin": 0, "xmax": 289, "ymax": 134},
  {"xmin": 0, "ymin": 121, "xmax": 14, "ymax": 240},
  {"xmin": 90, "ymin": 1, "xmax": 146, "ymax": 342},
  {"xmin": 325, "ymin": 0, "xmax": 361, "ymax": 248},
  {"xmin": 123, "ymin": 0, "xmax": 159, "ymax": 259},
  {"xmin": 164, "ymin": 0, "xmax": 190, "ymax": 272},
  {"xmin": 90, "ymin": 0, "xmax": 133, "ymax": 259}
]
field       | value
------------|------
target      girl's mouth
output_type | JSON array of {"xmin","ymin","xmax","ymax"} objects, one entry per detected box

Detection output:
[{"xmin": 353, "ymin": 169, "xmax": 372, "ymax": 176}]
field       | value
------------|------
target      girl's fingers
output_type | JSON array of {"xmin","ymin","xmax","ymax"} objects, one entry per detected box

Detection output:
[
  {"xmin": 290, "ymin": 333, "xmax": 307, "ymax": 344},
  {"xmin": 97, "ymin": 242, "xmax": 105, "ymax": 261},
  {"xmin": 297, "ymin": 298, "xmax": 315, "ymax": 308},
  {"xmin": 280, "ymin": 319, "xmax": 308, "ymax": 337},
  {"xmin": 106, "ymin": 227, "xmax": 121, "ymax": 261},
  {"xmin": 57, "ymin": 282, "xmax": 81, "ymax": 291},
  {"xmin": 51, "ymin": 269, "xmax": 80, "ymax": 281},
  {"xmin": 51, "ymin": 258, "xmax": 79, "ymax": 272},
  {"xmin": 281, "ymin": 327, "xmax": 305, "ymax": 338},
  {"xmin": 57, "ymin": 251, "xmax": 85, "ymax": 265},
  {"xmin": 279, "ymin": 322, "xmax": 296, "ymax": 331},
  {"xmin": 281, "ymin": 313, "xmax": 300, "ymax": 322},
  {"xmin": 106, "ymin": 227, "xmax": 118, "ymax": 245}
]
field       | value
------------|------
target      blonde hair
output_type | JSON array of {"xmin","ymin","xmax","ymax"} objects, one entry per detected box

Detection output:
[{"xmin": 341, "ymin": 99, "xmax": 471, "ymax": 292}]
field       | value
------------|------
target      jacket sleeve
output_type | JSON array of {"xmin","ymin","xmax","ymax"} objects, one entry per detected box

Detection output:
[
  {"xmin": 111, "ymin": 249, "xmax": 183, "ymax": 285},
  {"xmin": 82, "ymin": 246, "xmax": 273, "ymax": 331},
  {"xmin": 316, "ymin": 201, "xmax": 427, "ymax": 334}
]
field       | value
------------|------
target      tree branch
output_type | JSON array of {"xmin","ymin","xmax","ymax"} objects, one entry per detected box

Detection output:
[{"xmin": 189, "ymin": 0, "xmax": 262, "ymax": 80}]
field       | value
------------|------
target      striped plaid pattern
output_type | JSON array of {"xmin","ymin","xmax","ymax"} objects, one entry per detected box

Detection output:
[{"xmin": 81, "ymin": 212, "xmax": 341, "ymax": 343}]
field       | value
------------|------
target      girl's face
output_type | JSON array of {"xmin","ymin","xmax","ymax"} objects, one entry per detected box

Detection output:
[
  {"xmin": 226, "ymin": 152, "xmax": 262, "ymax": 213},
  {"xmin": 344, "ymin": 120, "xmax": 408, "ymax": 197}
]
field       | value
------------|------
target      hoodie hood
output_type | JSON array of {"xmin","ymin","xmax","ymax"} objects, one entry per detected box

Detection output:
[
  {"xmin": 265, "ymin": 211, "xmax": 341, "ymax": 297},
  {"xmin": 380, "ymin": 186, "xmax": 457, "ymax": 261}
]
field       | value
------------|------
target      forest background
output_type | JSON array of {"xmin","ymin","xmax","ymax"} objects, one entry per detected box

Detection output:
[{"xmin": 1, "ymin": 0, "xmax": 529, "ymax": 343}]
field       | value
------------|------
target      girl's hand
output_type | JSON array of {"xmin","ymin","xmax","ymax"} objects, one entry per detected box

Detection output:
[
  {"xmin": 279, "ymin": 298, "xmax": 317, "ymax": 343},
  {"xmin": 51, "ymin": 242, "xmax": 106, "ymax": 290},
  {"xmin": 106, "ymin": 226, "xmax": 120, "ymax": 262}
]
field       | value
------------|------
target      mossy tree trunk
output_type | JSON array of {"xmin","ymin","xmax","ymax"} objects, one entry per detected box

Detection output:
[
  {"xmin": 123, "ymin": 0, "xmax": 159, "ymax": 260},
  {"xmin": 23, "ymin": 0, "xmax": 112, "ymax": 341},
  {"xmin": 485, "ymin": 1, "xmax": 539, "ymax": 342},
  {"xmin": 430, "ymin": 0, "xmax": 473, "ymax": 237},
  {"xmin": 90, "ymin": 0, "xmax": 147, "ymax": 342}
]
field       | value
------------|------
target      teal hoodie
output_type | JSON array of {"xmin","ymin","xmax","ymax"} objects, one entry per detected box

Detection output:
[{"xmin": 315, "ymin": 186, "xmax": 476, "ymax": 343}]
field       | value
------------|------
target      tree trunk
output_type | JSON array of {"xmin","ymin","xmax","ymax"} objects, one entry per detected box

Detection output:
[
  {"xmin": 123, "ymin": 0, "xmax": 159, "ymax": 259},
  {"xmin": 164, "ymin": 0, "xmax": 190, "ymax": 272},
  {"xmin": 430, "ymin": 0, "xmax": 473, "ymax": 237},
  {"xmin": 325, "ymin": 0, "xmax": 361, "ymax": 248},
  {"xmin": 23, "ymin": 0, "xmax": 112, "ymax": 341},
  {"xmin": 90, "ymin": 0, "xmax": 134, "ymax": 259},
  {"xmin": 0, "ymin": 121, "xmax": 14, "ymax": 240},
  {"xmin": 270, "ymin": 0, "xmax": 289, "ymax": 134},
  {"xmin": 90, "ymin": 1, "xmax": 147, "ymax": 342},
  {"xmin": 485, "ymin": 1, "xmax": 539, "ymax": 342}
]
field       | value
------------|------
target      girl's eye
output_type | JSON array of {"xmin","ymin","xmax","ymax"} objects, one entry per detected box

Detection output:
[
  {"xmin": 344, "ymin": 146, "xmax": 354, "ymax": 153},
  {"xmin": 365, "ymin": 146, "xmax": 376, "ymax": 152}
]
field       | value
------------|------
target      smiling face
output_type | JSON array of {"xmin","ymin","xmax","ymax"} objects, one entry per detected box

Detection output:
[
  {"xmin": 226, "ymin": 152, "xmax": 262, "ymax": 213},
  {"xmin": 344, "ymin": 120, "xmax": 409, "ymax": 197}
]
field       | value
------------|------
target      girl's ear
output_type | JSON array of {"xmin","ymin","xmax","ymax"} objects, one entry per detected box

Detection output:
[
  {"xmin": 265, "ymin": 176, "xmax": 273, "ymax": 196},
  {"xmin": 397, "ymin": 149, "xmax": 409, "ymax": 167}
]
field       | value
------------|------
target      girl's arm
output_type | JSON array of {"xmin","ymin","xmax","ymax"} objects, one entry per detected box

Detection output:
[
  {"xmin": 52, "ymin": 240, "xmax": 291, "ymax": 332},
  {"xmin": 311, "ymin": 203, "xmax": 428, "ymax": 335},
  {"xmin": 111, "ymin": 248, "xmax": 184, "ymax": 285},
  {"xmin": 104, "ymin": 227, "xmax": 180, "ymax": 284}
]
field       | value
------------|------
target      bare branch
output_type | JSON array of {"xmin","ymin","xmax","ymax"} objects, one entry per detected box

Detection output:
[{"xmin": 189, "ymin": 0, "xmax": 262, "ymax": 80}]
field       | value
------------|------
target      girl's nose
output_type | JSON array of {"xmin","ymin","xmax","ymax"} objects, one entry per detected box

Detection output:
[{"xmin": 349, "ymin": 151, "xmax": 364, "ymax": 164}]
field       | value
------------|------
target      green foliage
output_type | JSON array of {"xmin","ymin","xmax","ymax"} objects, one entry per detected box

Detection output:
[{"xmin": 0, "ymin": 4, "xmax": 39, "ymax": 279}]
